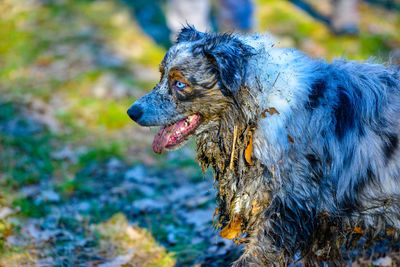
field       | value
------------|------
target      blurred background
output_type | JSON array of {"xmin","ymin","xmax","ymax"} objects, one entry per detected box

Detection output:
[{"xmin": 0, "ymin": 0, "xmax": 399, "ymax": 266}]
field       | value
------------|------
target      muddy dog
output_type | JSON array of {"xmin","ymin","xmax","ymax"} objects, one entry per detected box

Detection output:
[{"xmin": 127, "ymin": 26, "xmax": 400, "ymax": 266}]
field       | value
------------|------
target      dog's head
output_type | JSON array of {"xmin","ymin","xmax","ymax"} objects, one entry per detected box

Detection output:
[{"xmin": 127, "ymin": 26, "xmax": 256, "ymax": 153}]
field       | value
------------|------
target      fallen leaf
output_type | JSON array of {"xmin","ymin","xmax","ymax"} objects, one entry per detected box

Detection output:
[
  {"xmin": 239, "ymin": 237, "xmax": 248, "ymax": 243},
  {"xmin": 386, "ymin": 227, "xmax": 395, "ymax": 235},
  {"xmin": 267, "ymin": 107, "xmax": 280, "ymax": 115},
  {"xmin": 261, "ymin": 107, "xmax": 280, "ymax": 117},
  {"xmin": 353, "ymin": 226, "xmax": 364, "ymax": 234},
  {"xmin": 287, "ymin": 135, "xmax": 294, "ymax": 145},
  {"xmin": 261, "ymin": 111, "xmax": 267, "ymax": 118},
  {"xmin": 220, "ymin": 215, "xmax": 242, "ymax": 239},
  {"xmin": 245, "ymin": 136, "xmax": 253, "ymax": 165},
  {"xmin": 234, "ymin": 237, "xmax": 248, "ymax": 245}
]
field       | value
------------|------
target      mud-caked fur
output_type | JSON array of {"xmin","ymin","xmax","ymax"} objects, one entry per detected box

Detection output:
[{"xmin": 128, "ymin": 26, "xmax": 400, "ymax": 266}]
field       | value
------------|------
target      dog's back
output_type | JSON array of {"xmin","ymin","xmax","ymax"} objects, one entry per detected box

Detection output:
[{"xmin": 240, "ymin": 34, "xmax": 400, "ymax": 265}]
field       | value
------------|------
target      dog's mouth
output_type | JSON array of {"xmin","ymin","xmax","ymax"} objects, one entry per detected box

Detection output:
[{"xmin": 152, "ymin": 114, "xmax": 201, "ymax": 154}]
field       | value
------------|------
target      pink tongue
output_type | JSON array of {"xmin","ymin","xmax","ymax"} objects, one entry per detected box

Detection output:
[{"xmin": 152, "ymin": 118, "xmax": 186, "ymax": 154}]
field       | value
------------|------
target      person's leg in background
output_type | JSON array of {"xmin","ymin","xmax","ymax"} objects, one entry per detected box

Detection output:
[
  {"xmin": 166, "ymin": 0, "xmax": 211, "ymax": 42},
  {"xmin": 216, "ymin": 0, "xmax": 254, "ymax": 32},
  {"xmin": 331, "ymin": 0, "xmax": 359, "ymax": 35}
]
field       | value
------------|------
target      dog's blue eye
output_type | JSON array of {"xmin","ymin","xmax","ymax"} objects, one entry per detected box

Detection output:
[{"xmin": 175, "ymin": 81, "xmax": 186, "ymax": 89}]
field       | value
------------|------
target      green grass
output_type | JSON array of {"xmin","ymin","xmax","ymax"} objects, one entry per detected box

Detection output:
[{"xmin": 0, "ymin": 103, "xmax": 53, "ymax": 187}]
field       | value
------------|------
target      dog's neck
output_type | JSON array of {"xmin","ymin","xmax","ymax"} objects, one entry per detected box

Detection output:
[
  {"xmin": 195, "ymin": 93, "xmax": 272, "ymax": 241},
  {"xmin": 195, "ymin": 46, "xmax": 316, "ymax": 240},
  {"xmin": 243, "ymin": 45, "xmax": 318, "ymax": 170}
]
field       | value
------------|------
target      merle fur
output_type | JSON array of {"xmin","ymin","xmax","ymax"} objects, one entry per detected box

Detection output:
[{"xmin": 128, "ymin": 26, "xmax": 400, "ymax": 266}]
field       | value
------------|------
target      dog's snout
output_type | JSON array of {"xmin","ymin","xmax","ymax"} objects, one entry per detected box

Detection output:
[{"xmin": 127, "ymin": 105, "xmax": 143, "ymax": 122}]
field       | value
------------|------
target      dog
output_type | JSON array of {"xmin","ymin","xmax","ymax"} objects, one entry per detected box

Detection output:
[{"xmin": 127, "ymin": 26, "xmax": 400, "ymax": 266}]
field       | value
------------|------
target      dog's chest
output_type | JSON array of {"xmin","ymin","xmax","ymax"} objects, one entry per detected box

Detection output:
[{"xmin": 196, "ymin": 123, "xmax": 274, "ymax": 238}]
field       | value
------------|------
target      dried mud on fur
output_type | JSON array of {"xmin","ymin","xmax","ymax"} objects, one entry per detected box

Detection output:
[{"xmin": 196, "ymin": 93, "xmax": 272, "ymax": 243}]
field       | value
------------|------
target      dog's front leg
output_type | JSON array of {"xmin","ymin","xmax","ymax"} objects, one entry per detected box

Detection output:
[
  {"xmin": 233, "ymin": 196, "xmax": 318, "ymax": 266},
  {"xmin": 232, "ymin": 216, "xmax": 294, "ymax": 267},
  {"xmin": 232, "ymin": 228, "xmax": 288, "ymax": 267}
]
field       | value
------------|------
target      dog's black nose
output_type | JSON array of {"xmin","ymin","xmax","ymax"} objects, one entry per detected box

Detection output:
[{"xmin": 127, "ymin": 105, "xmax": 143, "ymax": 122}]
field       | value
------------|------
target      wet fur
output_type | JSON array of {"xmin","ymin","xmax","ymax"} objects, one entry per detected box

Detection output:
[{"xmin": 128, "ymin": 26, "xmax": 400, "ymax": 266}]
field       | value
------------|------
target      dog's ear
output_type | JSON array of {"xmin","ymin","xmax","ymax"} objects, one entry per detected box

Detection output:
[
  {"xmin": 203, "ymin": 35, "xmax": 256, "ymax": 96},
  {"xmin": 177, "ymin": 25, "xmax": 205, "ymax": 43}
]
